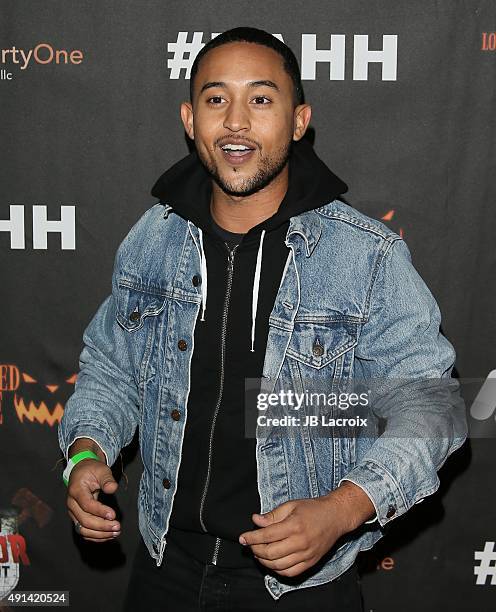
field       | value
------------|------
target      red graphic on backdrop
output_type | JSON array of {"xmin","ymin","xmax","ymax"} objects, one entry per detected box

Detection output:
[
  {"xmin": 0, "ymin": 488, "xmax": 51, "ymax": 601},
  {"xmin": 481, "ymin": 32, "xmax": 496, "ymax": 51},
  {"xmin": 0, "ymin": 534, "xmax": 30, "ymax": 566},
  {"xmin": 381, "ymin": 209, "xmax": 404, "ymax": 238},
  {"xmin": 12, "ymin": 488, "xmax": 53, "ymax": 531}
]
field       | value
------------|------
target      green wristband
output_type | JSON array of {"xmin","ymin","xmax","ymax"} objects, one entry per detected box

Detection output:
[{"xmin": 62, "ymin": 449, "xmax": 101, "ymax": 487}]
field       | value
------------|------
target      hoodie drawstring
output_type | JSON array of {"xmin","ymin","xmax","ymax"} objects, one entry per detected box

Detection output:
[
  {"xmin": 198, "ymin": 228, "xmax": 208, "ymax": 322},
  {"xmin": 251, "ymin": 229, "xmax": 266, "ymax": 352},
  {"xmin": 196, "ymin": 228, "xmax": 266, "ymax": 353}
]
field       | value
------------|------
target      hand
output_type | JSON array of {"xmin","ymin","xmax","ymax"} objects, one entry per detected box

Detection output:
[
  {"xmin": 66, "ymin": 459, "xmax": 121, "ymax": 543},
  {"xmin": 238, "ymin": 493, "xmax": 352, "ymax": 578}
]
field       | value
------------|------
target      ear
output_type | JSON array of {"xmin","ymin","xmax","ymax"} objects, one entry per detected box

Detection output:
[
  {"xmin": 293, "ymin": 104, "xmax": 312, "ymax": 142},
  {"xmin": 180, "ymin": 101, "xmax": 194, "ymax": 140}
]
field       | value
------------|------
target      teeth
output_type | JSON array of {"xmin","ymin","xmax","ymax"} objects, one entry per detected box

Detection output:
[{"xmin": 222, "ymin": 144, "xmax": 251, "ymax": 151}]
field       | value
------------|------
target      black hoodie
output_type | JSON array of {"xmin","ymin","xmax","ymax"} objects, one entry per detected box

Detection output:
[{"xmin": 150, "ymin": 137, "xmax": 347, "ymax": 567}]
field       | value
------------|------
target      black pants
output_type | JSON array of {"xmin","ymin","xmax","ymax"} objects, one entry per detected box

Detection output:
[{"xmin": 123, "ymin": 536, "xmax": 364, "ymax": 611}]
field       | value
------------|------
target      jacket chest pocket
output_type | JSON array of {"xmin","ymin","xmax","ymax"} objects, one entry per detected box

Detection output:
[
  {"xmin": 286, "ymin": 319, "xmax": 360, "ymax": 373},
  {"xmin": 114, "ymin": 279, "xmax": 168, "ymax": 387},
  {"xmin": 284, "ymin": 319, "xmax": 362, "ymax": 492},
  {"xmin": 284, "ymin": 318, "xmax": 362, "ymax": 406}
]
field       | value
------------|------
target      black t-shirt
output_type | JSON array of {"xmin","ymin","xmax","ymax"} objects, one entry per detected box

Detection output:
[{"xmin": 209, "ymin": 214, "xmax": 245, "ymax": 247}]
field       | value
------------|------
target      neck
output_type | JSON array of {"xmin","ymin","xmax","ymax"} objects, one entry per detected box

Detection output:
[{"xmin": 210, "ymin": 165, "xmax": 288, "ymax": 234}]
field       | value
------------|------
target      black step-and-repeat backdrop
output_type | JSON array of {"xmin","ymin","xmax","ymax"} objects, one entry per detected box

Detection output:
[{"xmin": 1, "ymin": 2, "xmax": 495, "ymax": 611}]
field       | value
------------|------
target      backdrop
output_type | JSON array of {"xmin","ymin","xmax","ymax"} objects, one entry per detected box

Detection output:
[{"xmin": 1, "ymin": 1, "xmax": 495, "ymax": 610}]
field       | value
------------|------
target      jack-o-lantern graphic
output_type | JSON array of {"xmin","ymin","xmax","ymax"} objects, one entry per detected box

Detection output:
[
  {"xmin": 380, "ymin": 209, "xmax": 405, "ymax": 238},
  {"xmin": 354, "ymin": 200, "xmax": 407, "ymax": 239},
  {"xmin": 0, "ymin": 364, "xmax": 76, "ymax": 427}
]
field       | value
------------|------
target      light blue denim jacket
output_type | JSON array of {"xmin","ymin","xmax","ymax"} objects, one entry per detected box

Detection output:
[{"xmin": 58, "ymin": 198, "xmax": 467, "ymax": 601}]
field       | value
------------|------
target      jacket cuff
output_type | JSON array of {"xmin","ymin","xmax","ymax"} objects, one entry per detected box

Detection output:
[
  {"xmin": 337, "ymin": 459, "xmax": 412, "ymax": 527},
  {"xmin": 58, "ymin": 419, "xmax": 118, "ymax": 467}
]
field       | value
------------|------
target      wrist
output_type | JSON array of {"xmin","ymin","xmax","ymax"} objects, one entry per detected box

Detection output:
[
  {"xmin": 68, "ymin": 438, "xmax": 106, "ymax": 463},
  {"xmin": 62, "ymin": 450, "xmax": 101, "ymax": 487},
  {"xmin": 321, "ymin": 481, "xmax": 376, "ymax": 534}
]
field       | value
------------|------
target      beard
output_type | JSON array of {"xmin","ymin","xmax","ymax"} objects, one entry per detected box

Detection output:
[{"xmin": 197, "ymin": 138, "xmax": 293, "ymax": 197}]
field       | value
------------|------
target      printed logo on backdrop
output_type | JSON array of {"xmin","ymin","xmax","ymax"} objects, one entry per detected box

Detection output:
[
  {"xmin": 0, "ymin": 510, "xmax": 31, "ymax": 601},
  {"xmin": 0, "ymin": 205, "xmax": 75, "ymax": 250},
  {"xmin": 481, "ymin": 32, "xmax": 496, "ymax": 51},
  {"xmin": 468, "ymin": 369, "xmax": 496, "ymax": 439},
  {"xmin": 0, "ymin": 44, "xmax": 84, "ymax": 81},
  {"xmin": 474, "ymin": 541, "xmax": 496, "ymax": 586},
  {"xmin": 0, "ymin": 364, "xmax": 76, "ymax": 426},
  {"xmin": 0, "ymin": 364, "xmax": 58, "ymax": 597},
  {"xmin": 167, "ymin": 32, "xmax": 398, "ymax": 81}
]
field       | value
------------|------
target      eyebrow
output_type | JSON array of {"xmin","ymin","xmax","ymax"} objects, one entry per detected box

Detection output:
[{"xmin": 199, "ymin": 80, "xmax": 280, "ymax": 95}]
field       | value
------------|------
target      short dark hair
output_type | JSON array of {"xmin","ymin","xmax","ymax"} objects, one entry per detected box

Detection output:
[{"xmin": 189, "ymin": 26, "xmax": 304, "ymax": 107}]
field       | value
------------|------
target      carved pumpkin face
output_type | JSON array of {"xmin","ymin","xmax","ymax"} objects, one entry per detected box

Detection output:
[
  {"xmin": 361, "ymin": 201, "xmax": 406, "ymax": 239},
  {"xmin": 0, "ymin": 365, "xmax": 76, "ymax": 426},
  {"xmin": 380, "ymin": 209, "xmax": 405, "ymax": 238}
]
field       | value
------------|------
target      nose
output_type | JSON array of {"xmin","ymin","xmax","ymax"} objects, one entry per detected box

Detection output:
[{"xmin": 223, "ymin": 100, "xmax": 250, "ymax": 132}]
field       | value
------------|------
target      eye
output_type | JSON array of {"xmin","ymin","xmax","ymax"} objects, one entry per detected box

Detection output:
[
  {"xmin": 206, "ymin": 95, "xmax": 271, "ymax": 105},
  {"xmin": 252, "ymin": 96, "xmax": 271, "ymax": 104},
  {"xmin": 207, "ymin": 95, "xmax": 225, "ymax": 104}
]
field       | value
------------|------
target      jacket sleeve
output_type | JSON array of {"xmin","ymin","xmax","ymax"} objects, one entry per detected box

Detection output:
[
  {"xmin": 57, "ymin": 245, "xmax": 140, "ymax": 468},
  {"xmin": 338, "ymin": 237, "xmax": 468, "ymax": 527}
]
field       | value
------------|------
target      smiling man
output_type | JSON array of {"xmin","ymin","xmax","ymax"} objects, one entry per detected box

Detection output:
[{"xmin": 58, "ymin": 26, "xmax": 467, "ymax": 611}]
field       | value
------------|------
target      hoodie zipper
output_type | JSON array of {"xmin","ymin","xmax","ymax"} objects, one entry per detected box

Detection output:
[{"xmin": 199, "ymin": 241, "xmax": 239, "ymax": 565}]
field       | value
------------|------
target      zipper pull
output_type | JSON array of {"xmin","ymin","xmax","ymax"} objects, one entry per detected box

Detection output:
[{"xmin": 225, "ymin": 242, "xmax": 238, "ymax": 269}]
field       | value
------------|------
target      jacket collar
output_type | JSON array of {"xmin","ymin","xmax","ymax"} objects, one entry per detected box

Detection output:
[
  {"xmin": 163, "ymin": 199, "xmax": 325, "ymax": 258},
  {"xmin": 285, "ymin": 208, "xmax": 323, "ymax": 257}
]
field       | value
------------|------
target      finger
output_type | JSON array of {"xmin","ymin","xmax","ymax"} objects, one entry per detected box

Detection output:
[
  {"xmin": 78, "ymin": 524, "xmax": 121, "ymax": 540},
  {"xmin": 254, "ymin": 550, "xmax": 307, "ymax": 572},
  {"xmin": 250, "ymin": 537, "xmax": 304, "ymax": 561},
  {"xmin": 241, "ymin": 519, "xmax": 296, "ymax": 546},
  {"xmin": 68, "ymin": 482, "xmax": 117, "ymax": 520},
  {"xmin": 271, "ymin": 559, "xmax": 312, "ymax": 578},
  {"xmin": 252, "ymin": 502, "xmax": 297, "ymax": 525},
  {"xmin": 67, "ymin": 497, "xmax": 120, "ymax": 533},
  {"xmin": 82, "ymin": 536, "xmax": 118, "ymax": 543},
  {"xmin": 69, "ymin": 512, "xmax": 121, "ymax": 542},
  {"xmin": 254, "ymin": 509, "xmax": 277, "ymax": 524},
  {"xmin": 68, "ymin": 508, "xmax": 120, "ymax": 541}
]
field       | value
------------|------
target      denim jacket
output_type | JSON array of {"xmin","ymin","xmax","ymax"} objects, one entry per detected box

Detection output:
[{"xmin": 58, "ymin": 198, "xmax": 467, "ymax": 601}]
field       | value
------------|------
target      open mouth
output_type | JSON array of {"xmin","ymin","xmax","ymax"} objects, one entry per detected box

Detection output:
[{"xmin": 220, "ymin": 144, "xmax": 256, "ymax": 166}]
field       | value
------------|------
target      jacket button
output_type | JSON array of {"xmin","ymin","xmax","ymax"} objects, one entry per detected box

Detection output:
[
  {"xmin": 386, "ymin": 505, "xmax": 396, "ymax": 518},
  {"xmin": 192, "ymin": 274, "xmax": 201, "ymax": 287},
  {"xmin": 162, "ymin": 478, "xmax": 171, "ymax": 489},
  {"xmin": 129, "ymin": 311, "xmax": 141, "ymax": 322},
  {"xmin": 178, "ymin": 339, "xmax": 188, "ymax": 351},
  {"xmin": 170, "ymin": 409, "xmax": 181, "ymax": 421},
  {"xmin": 312, "ymin": 339, "xmax": 324, "ymax": 357}
]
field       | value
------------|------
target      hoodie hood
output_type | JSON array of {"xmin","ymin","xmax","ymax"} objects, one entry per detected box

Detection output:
[
  {"xmin": 151, "ymin": 137, "xmax": 347, "ymax": 239},
  {"xmin": 151, "ymin": 138, "xmax": 348, "ymax": 352}
]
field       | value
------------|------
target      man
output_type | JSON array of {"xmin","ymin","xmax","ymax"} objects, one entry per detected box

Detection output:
[{"xmin": 58, "ymin": 27, "xmax": 467, "ymax": 611}]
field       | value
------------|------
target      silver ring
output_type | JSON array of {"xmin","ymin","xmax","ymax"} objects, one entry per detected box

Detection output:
[{"xmin": 74, "ymin": 520, "xmax": 82, "ymax": 535}]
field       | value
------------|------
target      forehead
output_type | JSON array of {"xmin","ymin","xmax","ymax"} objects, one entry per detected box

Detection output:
[{"xmin": 195, "ymin": 41, "xmax": 288, "ymax": 87}]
